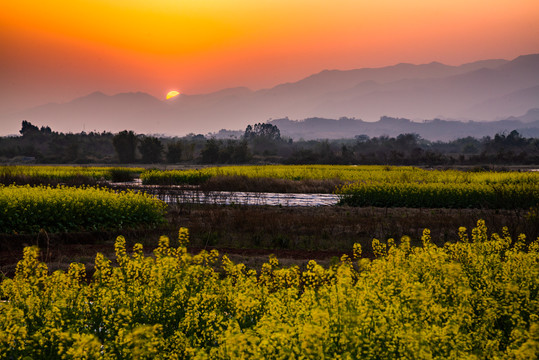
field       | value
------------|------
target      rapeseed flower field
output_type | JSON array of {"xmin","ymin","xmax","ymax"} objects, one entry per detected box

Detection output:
[
  {"xmin": 140, "ymin": 165, "xmax": 539, "ymax": 209},
  {"xmin": 1, "ymin": 221, "xmax": 537, "ymax": 359},
  {"xmin": 141, "ymin": 165, "xmax": 539, "ymax": 185},
  {"xmin": 0, "ymin": 166, "xmax": 144, "ymax": 184},
  {"xmin": 0, "ymin": 185, "xmax": 166, "ymax": 233}
]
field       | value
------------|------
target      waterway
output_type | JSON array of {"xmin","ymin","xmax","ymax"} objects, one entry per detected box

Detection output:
[{"xmin": 155, "ymin": 190, "xmax": 340, "ymax": 207}]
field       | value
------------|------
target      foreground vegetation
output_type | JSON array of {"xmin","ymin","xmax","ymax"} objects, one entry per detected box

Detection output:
[
  {"xmin": 0, "ymin": 185, "xmax": 166, "ymax": 234},
  {"xmin": 1, "ymin": 221, "xmax": 537, "ymax": 359}
]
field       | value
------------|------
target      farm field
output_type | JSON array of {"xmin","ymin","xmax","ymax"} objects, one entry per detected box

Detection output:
[
  {"xmin": 0, "ymin": 165, "xmax": 144, "ymax": 185},
  {"xmin": 1, "ymin": 222, "xmax": 538, "ymax": 358},
  {"xmin": 0, "ymin": 164, "xmax": 538, "ymax": 254},
  {"xmin": 1, "ymin": 203, "xmax": 537, "ymax": 277},
  {"xmin": 3, "ymin": 165, "xmax": 539, "ymax": 208},
  {"xmin": 0, "ymin": 164, "xmax": 538, "ymax": 358},
  {"xmin": 0, "ymin": 184, "xmax": 166, "ymax": 234},
  {"xmin": 142, "ymin": 165, "xmax": 539, "ymax": 209},
  {"xmin": 1, "ymin": 165, "xmax": 537, "ymax": 235},
  {"xmin": 141, "ymin": 164, "xmax": 539, "ymax": 187}
]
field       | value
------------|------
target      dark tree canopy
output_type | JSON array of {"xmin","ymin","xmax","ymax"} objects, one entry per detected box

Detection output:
[
  {"xmin": 200, "ymin": 138, "xmax": 221, "ymax": 164},
  {"xmin": 200, "ymin": 138, "xmax": 251, "ymax": 164},
  {"xmin": 139, "ymin": 136, "xmax": 164, "ymax": 163},
  {"xmin": 166, "ymin": 141, "xmax": 183, "ymax": 163},
  {"xmin": 113, "ymin": 130, "xmax": 138, "ymax": 163},
  {"xmin": 20, "ymin": 121, "xmax": 40, "ymax": 136},
  {"xmin": 244, "ymin": 123, "xmax": 281, "ymax": 141},
  {"xmin": 2, "ymin": 122, "xmax": 538, "ymax": 166}
]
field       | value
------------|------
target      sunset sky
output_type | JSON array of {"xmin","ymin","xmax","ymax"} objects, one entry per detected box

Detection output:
[{"xmin": 1, "ymin": 0, "xmax": 538, "ymax": 114}]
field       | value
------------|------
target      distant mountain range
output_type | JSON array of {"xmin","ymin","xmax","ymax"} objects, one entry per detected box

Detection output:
[
  {"xmin": 3, "ymin": 53, "xmax": 539, "ymax": 140},
  {"xmin": 268, "ymin": 109, "xmax": 539, "ymax": 141}
]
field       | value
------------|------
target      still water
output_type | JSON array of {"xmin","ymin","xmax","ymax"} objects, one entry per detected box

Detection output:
[{"xmin": 155, "ymin": 190, "xmax": 340, "ymax": 207}]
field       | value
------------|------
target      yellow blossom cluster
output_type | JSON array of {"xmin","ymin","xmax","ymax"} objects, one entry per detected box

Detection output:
[
  {"xmin": 338, "ymin": 179, "xmax": 539, "ymax": 209},
  {"xmin": 0, "ymin": 184, "xmax": 166, "ymax": 233},
  {"xmin": 140, "ymin": 164, "xmax": 539, "ymax": 188},
  {"xmin": 1, "ymin": 221, "xmax": 538, "ymax": 359},
  {"xmin": 0, "ymin": 165, "xmax": 144, "ymax": 184}
]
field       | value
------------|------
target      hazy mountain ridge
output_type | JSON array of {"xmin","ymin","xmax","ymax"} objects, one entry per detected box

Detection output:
[
  {"xmin": 3, "ymin": 53, "xmax": 539, "ymax": 137},
  {"xmin": 270, "ymin": 109, "xmax": 539, "ymax": 141}
]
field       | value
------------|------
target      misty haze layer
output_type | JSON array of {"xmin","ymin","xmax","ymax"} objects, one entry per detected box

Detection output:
[{"xmin": 2, "ymin": 54, "xmax": 539, "ymax": 139}]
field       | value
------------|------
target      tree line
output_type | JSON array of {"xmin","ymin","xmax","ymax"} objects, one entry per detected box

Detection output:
[{"xmin": 1, "ymin": 121, "xmax": 538, "ymax": 165}]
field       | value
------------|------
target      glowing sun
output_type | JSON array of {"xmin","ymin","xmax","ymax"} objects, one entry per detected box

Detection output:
[{"xmin": 166, "ymin": 90, "xmax": 180, "ymax": 100}]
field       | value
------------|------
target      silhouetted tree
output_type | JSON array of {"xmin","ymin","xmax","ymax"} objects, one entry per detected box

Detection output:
[
  {"xmin": 243, "ymin": 123, "xmax": 282, "ymax": 156},
  {"xmin": 395, "ymin": 133, "xmax": 420, "ymax": 151},
  {"xmin": 229, "ymin": 140, "xmax": 251, "ymax": 163},
  {"xmin": 20, "ymin": 121, "xmax": 40, "ymax": 137},
  {"xmin": 3, "ymin": 121, "xmax": 539, "ymax": 165},
  {"xmin": 219, "ymin": 140, "xmax": 251, "ymax": 163},
  {"xmin": 340, "ymin": 144, "xmax": 355, "ymax": 164},
  {"xmin": 40, "ymin": 126, "xmax": 52, "ymax": 134},
  {"xmin": 166, "ymin": 141, "xmax": 183, "ymax": 163},
  {"xmin": 244, "ymin": 123, "xmax": 281, "ymax": 141},
  {"xmin": 139, "ymin": 136, "xmax": 163, "ymax": 163},
  {"xmin": 113, "ymin": 130, "xmax": 138, "ymax": 163},
  {"xmin": 201, "ymin": 138, "xmax": 221, "ymax": 163}
]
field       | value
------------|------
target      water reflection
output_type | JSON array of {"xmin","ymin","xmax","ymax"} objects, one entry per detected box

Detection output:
[{"xmin": 156, "ymin": 190, "xmax": 340, "ymax": 207}]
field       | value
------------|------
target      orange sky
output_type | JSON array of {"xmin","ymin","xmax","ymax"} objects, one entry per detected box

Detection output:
[{"xmin": 1, "ymin": 0, "xmax": 538, "ymax": 113}]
